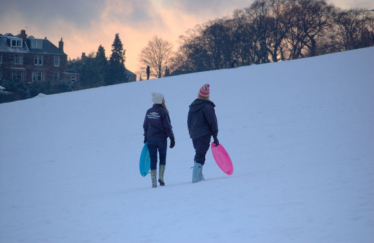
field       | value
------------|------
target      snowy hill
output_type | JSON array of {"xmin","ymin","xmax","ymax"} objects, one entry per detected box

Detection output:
[{"xmin": 1, "ymin": 47, "xmax": 374, "ymax": 243}]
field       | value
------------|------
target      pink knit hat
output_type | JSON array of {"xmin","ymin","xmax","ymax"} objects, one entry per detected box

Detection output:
[{"xmin": 198, "ymin": 84, "xmax": 210, "ymax": 99}]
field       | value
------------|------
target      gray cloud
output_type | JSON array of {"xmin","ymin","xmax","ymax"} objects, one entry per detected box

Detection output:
[
  {"xmin": 0, "ymin": 0, "xmax": 165, "ymax": 33},
  {"xmin": 104, "ymin": 0, "xmax": 165, "ymax": 30},
  {"xmin": 1, "ymin": 0, "xmax": 370, "ymax": 36},
  {"xmin": 0, "ymin": 0, "xmax": 105, "ymax": 30},
  {"xmin": 159, "ymin": 0, "xmax": 253, "ymax": 18},
  {"xmin": 159, "ymin": 0, "xmax": 372, "ymax": 17},
  {"xmin": 327, "ymin": 0, "xmax": 373, "ymax": 9}
]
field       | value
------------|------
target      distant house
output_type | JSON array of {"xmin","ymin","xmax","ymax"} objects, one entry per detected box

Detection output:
[
  {"xmin": 0, "ymin": 30, "xmax": 79, "ymax": 83},
  {"xmin": 125, "ymin": 69, "xmax": 136, "ymax": 82}
]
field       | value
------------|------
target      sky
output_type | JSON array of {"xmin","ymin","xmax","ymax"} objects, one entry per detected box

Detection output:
[{"xmin": 0, "ymin": 0, "xmax": 373, "ymax": 76}]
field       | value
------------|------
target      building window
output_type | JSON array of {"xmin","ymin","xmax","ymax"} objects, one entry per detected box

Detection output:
[
  {"xmin": 14, "ymin": 55, "xmax": 23, "ymax": 65},
  {"xmin": 32, "ymin": 72, "xmax": 43, "ymax": 82},
  {"xmin": 53, "ymin": 72, "xmax": 59, "ymax": 81},
  {"xmin": 11, "ymin": 71, "xmax": 23, "ymax": 81},
  {"xmin": 17, "ymin": 71, "xmax": 23, "ymax": 81},
  {"xmin": 0, "ymin": 54, "xmax": 2, "ymax": 64},
  {"xmin": 71, "ymin": 76, "xmax": 76, "ymax": 82},
  {"xmin": 54, "ymin": 57, "xmax": 60, "ymax": 67},
  {"xmin": 31, "ymin": 40, "xmax": 43, "ymax": 49},
  {"xmin": 34, "ymin": 56, "xmax": 43, "ymax": 66},
  {"xmin": 10, "ymin": 38, "xmax": 23, "ymax": 47}
]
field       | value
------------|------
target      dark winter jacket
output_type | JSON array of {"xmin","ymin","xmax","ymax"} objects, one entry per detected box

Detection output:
[
  {"xmin": 187, "ymin": 99, "xmax": 218, "ymax": 139},
  {"xmin": 143, "ymin": 104, "xmax": 174, "ymax": 140}
]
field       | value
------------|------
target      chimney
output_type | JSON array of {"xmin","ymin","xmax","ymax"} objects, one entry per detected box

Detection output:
[
  {"xmin": 20, "ymin": 29, "xmax": 27, "ymax": 41},
  {"xmin": 82, "ymin": 52, "xmax": 86, "ymax": 60},
  {"xmin": 59, "ymin": 38, "xmax": 64, "ymax": 52}
]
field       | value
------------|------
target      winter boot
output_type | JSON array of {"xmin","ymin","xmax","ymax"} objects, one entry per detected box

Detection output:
[
  {"xmin": 192, "ymin": 163, "xmax": 203, "ymax": 183},
  {"xmin": 158, "ymin": 165, "xmax": 165, "ymax": 186},
  {"xmin": 151, "ymin": 170, "xmax": 157, "ymax": 188},
  {"xmin": 200, "ymin": 165, "xmax": 205, "ymax": 181}
]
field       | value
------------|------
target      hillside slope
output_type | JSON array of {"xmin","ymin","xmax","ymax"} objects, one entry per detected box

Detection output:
[{"xmin": 1, "ymin": 47, "xmax": 374, "ymax": 243}]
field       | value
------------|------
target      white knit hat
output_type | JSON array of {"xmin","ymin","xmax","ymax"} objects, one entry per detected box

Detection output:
[{"xmin": 152, "ymin": 92, "xmax": 164, "ymax": 104}]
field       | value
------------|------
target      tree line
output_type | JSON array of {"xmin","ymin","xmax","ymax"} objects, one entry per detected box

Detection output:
[
  {"xmin": 68, "ymin": 33, "xmax": 128, "ymax": 89},
  {"xmin": 1, "ymin": 0, "xmax": 373, "ymax": 103},
  {"xmin": 163, "ymin": 0, "xmax": 373, "ymax": 75},
  {"xmin": 122, "ymin": 0, "xmax": 374, "ymax": 80}
]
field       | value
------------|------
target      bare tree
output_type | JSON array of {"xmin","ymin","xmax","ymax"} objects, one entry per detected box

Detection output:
[
  {"xmin": 245, "ymin": 0, "xmax": 272, "ymax": 64},
  {"xmin": 170, "ymin": 0, "xmax": 372, "ymax": 76},
  {"xmin": 232, "ymin": 9, "xmax": 255, "ymax": 65},
  {"xmin": 139, "ymin": 36, "xmax": 173, "ymax": 79},
  {"xmin": 335, "ymin": 9, "xmax": 374, "ymax": 50}
]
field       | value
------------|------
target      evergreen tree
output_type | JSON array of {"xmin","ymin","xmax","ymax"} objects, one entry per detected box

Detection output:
[
  {"xmin": 95, "ymin": 45, "xmax": 108, "ymax": 85},
  {"xmin": 80, "ymin": 52, "xmax": 98, "ymax": 88},
  {"xmin": 107, "ymin": 34, "xmax": 127, "ymax": 85}
]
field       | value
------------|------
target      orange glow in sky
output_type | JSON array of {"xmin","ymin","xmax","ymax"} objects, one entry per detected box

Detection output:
[{"xmin": 1, "ymin": 0, "xmax": 371, "ymax": 79}]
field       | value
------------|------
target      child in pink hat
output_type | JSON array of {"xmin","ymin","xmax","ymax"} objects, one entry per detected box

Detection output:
[{"xmin": 187, "ymin": 84, "xmax": 219, "ymax": 183}]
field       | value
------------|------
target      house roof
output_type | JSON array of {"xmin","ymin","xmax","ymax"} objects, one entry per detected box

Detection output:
[
  {"xmin": 0, "ymin": 35, "xmax": 29, "ymax": 53},
  {"xmin": 125, "ymin": 69, "xmax": 136, "ymax": 77},
  {"xmin": 0, "ymin": 33, "xmax": 66, "ymax": 56},
  {"xmin": 27, "ymin": 38, "xmax": 66, "ymax": 56}
]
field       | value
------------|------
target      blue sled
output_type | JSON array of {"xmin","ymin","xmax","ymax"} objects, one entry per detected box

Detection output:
[{"xmin": 139, "ymin": 143, "xmax": 151, "ymax": 177}]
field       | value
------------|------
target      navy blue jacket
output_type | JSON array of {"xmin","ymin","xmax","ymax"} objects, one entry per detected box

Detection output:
[
  {"xmin": 187, "ymin": 99, "xmax": 218, "ymax": 139},
  {"xmin": 144, "ymin": 104, "xmax": 174, "ymax": 140}
]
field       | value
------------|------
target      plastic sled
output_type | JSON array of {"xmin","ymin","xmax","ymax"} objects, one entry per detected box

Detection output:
[
  {"xmin": 139, "ymin": 143, "xmax": 151, "ymax": 177},
  {"xmin": 211, "ymin": 143, "xmax": 234, "ymax": 175}
]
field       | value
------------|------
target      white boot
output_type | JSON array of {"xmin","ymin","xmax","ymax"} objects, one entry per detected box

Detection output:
[
  {"xmin": 192, "ymin": 163, "xmax": 203, "ymax": 183},
  {"xmin": 199, "ymin": 165, "xmax": 204, "ymax": 181}
]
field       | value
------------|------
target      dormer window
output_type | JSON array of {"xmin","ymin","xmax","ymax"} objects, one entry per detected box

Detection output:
[
  {"xmin": 10, "ymin": 38, "xmax": 23, "ymax": 47},
  {"xmin": 31, "ymin": 40, "xmax": 43, "ymax": 49}
]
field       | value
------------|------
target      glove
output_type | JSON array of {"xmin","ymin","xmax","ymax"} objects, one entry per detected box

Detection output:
[
  {"xmin": 170, "ymin": 138, "xmax": 175, "ymax": 148},
  {"xmin": 213, "ymin": 135, "xmax": 219, "ymax": 146},
  {"xmin": 144, "ymin": 137, "xmax": 147, "ymax": 144}
]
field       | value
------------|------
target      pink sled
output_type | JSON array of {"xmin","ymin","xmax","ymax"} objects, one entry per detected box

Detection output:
[{"xmin": 211, "ymin": 143, "xmax": 234, "ymax": 175}]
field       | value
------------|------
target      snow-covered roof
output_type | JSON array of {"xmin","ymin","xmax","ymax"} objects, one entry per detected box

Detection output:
[{"xmin": 0, "ymin": 36, "xmax": 29, "ymax": 53}]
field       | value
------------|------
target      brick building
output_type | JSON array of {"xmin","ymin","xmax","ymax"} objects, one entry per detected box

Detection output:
[{"xmin": 0, "ymin": 30, "xmax": 78, "ymax": 83}]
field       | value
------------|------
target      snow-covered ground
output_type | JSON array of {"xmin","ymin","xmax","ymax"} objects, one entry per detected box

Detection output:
[{"xmin": 1, "ymin": 47, "xmax": 374, "ymax": 243}]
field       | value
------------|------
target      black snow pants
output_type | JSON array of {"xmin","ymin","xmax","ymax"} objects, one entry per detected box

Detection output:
[{"xmin": 192, "ymin": 134, "xmax": 211, "ymax": 166}]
